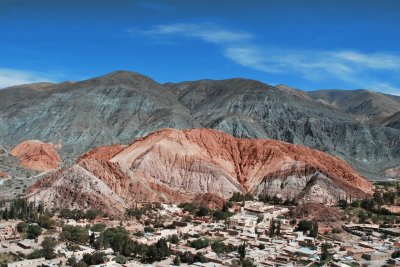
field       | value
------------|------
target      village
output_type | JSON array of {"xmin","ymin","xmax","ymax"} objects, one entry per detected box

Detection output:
[{"xmin": 1, "ymin": 192, "xmax": 400, "ymax": 267}]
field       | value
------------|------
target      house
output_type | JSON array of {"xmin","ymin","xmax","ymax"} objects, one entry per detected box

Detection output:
[
  {"xmin": 7, "ymin": 258, "xmax": 45, "ymax": 267},
  {"xmin": 227, "ymin": 213, "xmax": 258, "ymax": 232},
  {"xmin": 0, "ymin": 224, "xmax": 19, "ymax": 241},
  {"xmin": 361, "ymin": 251, "xmax": 388, "ymax": 261}
]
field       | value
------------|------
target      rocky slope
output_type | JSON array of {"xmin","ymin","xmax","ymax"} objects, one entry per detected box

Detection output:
[
  {"xmin": 11, "ymin": 140, "xmax": 61, "ymax": 171},
  {"xmin": 27, "ymin": 128, "xmax": 373, "ymax": 214},
  {"xmin": 0, "ymin": 71, "xmax": 399, "ymax": 180},
  {"xmin": 382, "ymin": 111, "xmax": 400, "ymax": 130},
  {"xmin": 307, "ymin": 89, "xmax": 400, "ymax": 124}
]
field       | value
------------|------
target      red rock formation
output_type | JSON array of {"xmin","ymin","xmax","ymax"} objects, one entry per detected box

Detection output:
[
  {"xmin": 11, "ymin": 140, "xmax": 61, "ymax": 171},
  {"xmin": 27, "ymin": 128, "xmax": 373, "ymax": 214},
  {"xmin": 0, "ymin": 170, "xmax": 8, "ymax": 178},
  {"xmin": 193, "ymin": 193, "xmax": 226, "ymax": 210}
]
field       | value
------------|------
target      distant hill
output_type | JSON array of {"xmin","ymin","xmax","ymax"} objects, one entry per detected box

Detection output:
[{"xmin": 307, "ymin": 89, "xmax": 400, "ymax": 124}]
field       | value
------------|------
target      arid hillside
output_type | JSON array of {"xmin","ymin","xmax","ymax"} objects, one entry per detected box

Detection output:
[{"xmin": 27, "ymin": 128, "xmax": 373, "ymax": 215}]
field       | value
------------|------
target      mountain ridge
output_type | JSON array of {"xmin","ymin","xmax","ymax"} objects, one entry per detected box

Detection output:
[{"xmin": 0, "ymin": 70, "xmax": 399, "ymax": 181}]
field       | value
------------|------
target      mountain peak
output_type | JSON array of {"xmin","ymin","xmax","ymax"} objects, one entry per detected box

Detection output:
[{"xmin": 99, "ymin": 70, "xmax": 156, "ymax": 81}]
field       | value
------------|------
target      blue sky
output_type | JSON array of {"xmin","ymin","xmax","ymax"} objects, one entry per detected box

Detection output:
[{"xmin": 1, "ymin": 0, "xmax": 400, "ymax": 94}]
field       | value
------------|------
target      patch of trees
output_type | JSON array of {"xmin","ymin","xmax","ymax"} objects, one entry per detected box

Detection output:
[
  {"xmin": 211, "ymin": 241, "xmax": 237, "ymax": 254},
  {"xmin": 0, "ymin": 198, "xmax": 45, "ymax": 221},
  {"xmin": 229, "ymin": 192, "xmax": 254, "ymax": 202},
  {"xmin": 339, "ymin": 192, "xmax": 398, "ymax": 216},
  {"xmin": 320, "ymin": 243, "xmax": 333, "ymax": 264},
  {"xmin": 83, "ymin": 252, "xmax": 106, "ymax": 265},
  {"xmin": 259, "ymin": 194, "xmax": 297, "ymax": 205},
  {"xmin": 60, "ymin": 225, "xmax": 89, "ymax": 244},
  {"xmin": 93, "ymin": 227, "xmax": 144, "ymax": 257},
  {"xmin": 59, "ymin": 209, "xmax": 103, "ymax": 220},
  {"xmin": 187, "ymin": 238, "xmax": 210, "ymax": 250},
  {"xmin": 174, "ymin": 251, "xmax": 207, "ymax": 264},
  {"xmin": 19, "ymin": 224, "xmax": 42, "ymax": 239},
  {"xmin": 90, "ymin": 223, "xmax": 106, "ymax": 232},
  {"xmin": 27, "ymin": 237, "xmax": 57, "ymax": 260},
  {"xmin": 143, "ymin": 238, "xmax": 171, "ymax": 263},
  {"xmin": 268, "ymin": 219, "xmax": 282, "ymax": 237},
  {"xmin": 36, "ymin": 212, "xmax": 56, "ymax": 229},
  {"xmin": 125, "ymin": 204, "xmax": 156, "ymax": 220},
  {"xmin": 213, "ymin": 202, "xmax": 234, "ymax": 221},
  {"xmin": 114, "ymin": 255, "xmax": 127, "ymax": 264},
  {"xmin": 169, "ymin": 234, "xmax": 180, "ymax": 244},
  {"xmin": 295, "ymin": 220, "xmax": 318, "ymax": 238},
  {"xmin": 178, "ymin": 202, "xmax": 198, "ymax": 213}
]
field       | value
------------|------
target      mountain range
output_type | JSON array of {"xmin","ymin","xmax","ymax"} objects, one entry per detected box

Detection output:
[{"xmin": 1, "ymin": 71, "xmax": 399, "ymax": 182}]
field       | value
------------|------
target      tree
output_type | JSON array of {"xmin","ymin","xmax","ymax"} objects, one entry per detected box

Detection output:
[
  {"xmin": 358, "ymin": 210, "xmax": 368, "ymax": 223},
  {"xmin": 170, "ymin": 234, "xmax": 179, "ymax": 244},
  {"xmin": 269, "ymin": 219, "xmax": 276, "ymax": 237},
  {"xmin": 392, "ymin": 250, "xmax": 400, "ymax": 259},
  {"xmin": 66, "ymin": 255, "xmax": 77, "ymax": 266},
  {"xmin": 296, "ymin": 220, "xmax": 313, "ymax": 233},
  {"xmin": 188, "ymin": 238, "xmax": 210, "ymax": 250},
  {"xmin": 337, "ymin": 199, "xmax": 348, "ymax": 209},
  {"xmin": 76, "ymin": 261, "xmax": 88, "ymax": 267},
  {"xmin": 212, "ymin": 241, "xmax": 226, "ymax": 254},
  {"xmin": 238, "ymin": 242, "xmax": 246, "ymax": 260},
  {"xmin": 26, "ymin": 224, "xmax": 42, "ymax": 239},
  {"xmin": 41, "ymin": 237, "xmax": 57, "ymax": 260},
  {"xmin": 320, "ymin": 242, "xmax": 333, "ymax": 263},
  {"xmin": 37, "ymin": 213, "xmax": 56, "ymax": 229},
  {"xmin": 114, "ymin": 255, "xmax": 127, "ymax": 264},
  {"xmin": 27, "ymin": 250, "xmax": 43, "ymax": 259},
  {"xmin": 144, "ymin": 226, "xmax": 155, "ymax": 233},
  {"xmin": 82, "ymin": 252, "xmax": 105, "ymax": 265},
  {"xmin": 242, "ymin": 258, "xmax": 256, "ymax": 267},
  {"xmin": 320, "ymin": 250, "xmax": 332, "ymax": 263},
  {"xmin": 90, "ymin": 223, "xmax": 106, "ymax": 232},
  {"xmin": 276, "ymin": 220, "xmax": 281, "ymax": 236},
  {"xmin": 193, "ymin": 252, "xmax": 207, "ymax": 263},
  {"xmin": 196, "ymin": 207, "xmax": 209, "ymax": 217},
  {"xmin": 16, "ymin": 222, "xmax": 28, "ymax": 233},
  {"xmin": 145, "ymin": 238, "xmax": 170, "ymax": 263},
  {"xmin": 60, "ymin": 225, "xmax": 89, "ymax": 244},
  {"xmin": 180, "ymin": 251, "xmax": 193, "ymax": 263},
  {"xmin": 173, "ymin": 255, "xmax": 181, "ymax": 266}
]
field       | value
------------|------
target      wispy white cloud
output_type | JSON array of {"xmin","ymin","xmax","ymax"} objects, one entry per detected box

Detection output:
[
  {"xmin": 142, "ymin": 23, "xmax": 252, "ymax": 44},
  {"xmin": 0, "ymin": 68, "xmax": 57, "ymax": 89},
  {"xmin": 225, "ymin": 46, "xmax": 400, "ymax": 93},
  {"xmin": 334, "ymin": 51, "xmax": 400, "ymax": 70},
  {"xmin": 140, "ymin": 22, "xmax": 400, "ymax": 94}
]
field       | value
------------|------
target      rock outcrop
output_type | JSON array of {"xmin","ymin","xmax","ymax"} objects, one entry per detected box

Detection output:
[
  {"xmin": 193, "ymin": 193, "xmax": 226, "ymax": 210},
  {"xmin": 11, "ymin": 140, "xmax": 61, "ymax": 172},
  {"xmin": 27, "ymin": 128, "xmax": 373, "ymax": 215},
  {"xmin": 0, "ymin": 171, "xmax": 8, "ymax": 178}
]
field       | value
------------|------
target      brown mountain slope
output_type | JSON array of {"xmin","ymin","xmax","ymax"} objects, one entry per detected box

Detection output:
[
  {"xmin": 382, "ymin": 111, "xmax": 400, "ymax": 130},
  {"xmin": 11, "ymin": 140, "xmax": 62, "ymax": 172},
  {"xmin": 27, "ymin": 129, "xmax": 373, "ymax": 214},
  {"xmin": 307, "ymin": 89, "xmax": 400, "ymax": 123}
]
